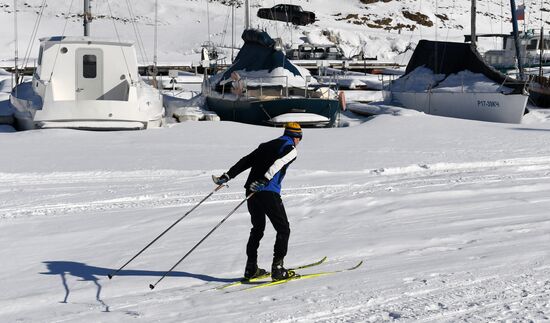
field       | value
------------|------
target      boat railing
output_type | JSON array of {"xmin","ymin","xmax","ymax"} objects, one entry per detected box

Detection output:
[
  {"xmin": 219, "ymin": 75, "xmax": 292, "ymax": 99},
  {"xmin": 243, "ymin": 75, "xmax": 290, "ymax": 99},
  {"xmin": 216, "ymin": 74, "xmax": 339, "ymax": 99}
]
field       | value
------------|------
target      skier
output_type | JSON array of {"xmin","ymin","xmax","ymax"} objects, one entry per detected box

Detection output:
[{"xmin": 212, "ymin": 122, "xmax": 302, "ymax": 281}]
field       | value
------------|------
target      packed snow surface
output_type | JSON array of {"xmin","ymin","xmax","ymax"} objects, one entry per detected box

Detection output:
[{"xmin": 2, "ymin": 110, "xmax": 550, "ymax": 322}]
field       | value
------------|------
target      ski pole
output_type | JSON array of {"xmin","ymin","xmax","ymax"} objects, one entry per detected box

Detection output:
[
  {"xmin": 149, "ymin": 192, "xmax": 255, "ymax": 290},
  {"xmin": 108, "ymin": 184, "xmax": 226, "ymax": 279}
]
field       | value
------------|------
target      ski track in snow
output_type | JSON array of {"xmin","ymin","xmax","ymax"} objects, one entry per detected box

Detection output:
[
  {"xmin": 2, "ymin": 156, "xmax": 550, "ymax": 220},
  {"xmin": 283, "ymin": 267, "xmax": 550, "ymax": 322},
  {"xmin": 2, "ymin": 156, "xmax": 550, "ymax": 322}
]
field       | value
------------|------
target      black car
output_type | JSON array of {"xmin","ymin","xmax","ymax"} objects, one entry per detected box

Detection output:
[{"xmin": 257, "ymin": 4, "xmax": 315, "ymax": 26}]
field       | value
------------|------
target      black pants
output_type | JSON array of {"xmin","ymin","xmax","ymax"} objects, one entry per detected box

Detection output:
[{"xmin": 246, "ymin": 191, "xmax": 290, "ymax": 264}]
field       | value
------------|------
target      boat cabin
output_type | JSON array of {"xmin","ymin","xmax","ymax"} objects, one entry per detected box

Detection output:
[
  {"xmin": 481, "ymin": 31, "xmax": 550, "ymax": 69},
  {"xmin": 34, "ymin": 36, "xmax": 137, "ymax": 102},
  {"xmin": 11, "ymin": 36, "xmax": 164, "ymax": 130}
]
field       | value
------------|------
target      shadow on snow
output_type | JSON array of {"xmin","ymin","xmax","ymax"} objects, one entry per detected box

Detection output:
[{"xmin": 40, "ymin": 261, "xmax": 241, "ymax": 312}]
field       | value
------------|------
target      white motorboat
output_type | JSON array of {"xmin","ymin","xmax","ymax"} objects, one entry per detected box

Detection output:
[
  {"xmin": 9, "ymin": 0, "xmax": 164, "ymax": 130},
  {"xmin": 10, "ymin": 36, "xmax": 164, "ymax": 130}
]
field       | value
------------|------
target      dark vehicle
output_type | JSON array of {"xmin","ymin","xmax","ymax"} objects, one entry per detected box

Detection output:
[{"xmin": 257, "ymin": 4, "xmax": 315, "ymax": 26}]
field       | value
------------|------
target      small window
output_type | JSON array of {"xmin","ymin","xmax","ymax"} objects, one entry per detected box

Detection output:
[
  {"xmin": 526, "ymin": 39, "xmax": 538, "ymax": 50},
  {"xmin": 544, "ymin": 39, "xmax": 550, "ymax": 50},
  {"xmin": 37, "ymin": 47, "xmax": 43, "ymax": 65},
  {"xmin": 83, "ymin": 54, "xmax": 97, "ymax": 78}
]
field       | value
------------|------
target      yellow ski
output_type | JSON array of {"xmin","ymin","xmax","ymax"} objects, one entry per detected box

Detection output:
[
  {"xmin": 216, "ymin": 256, "xmax": 327, "ymax": 290},
  {"xmin": 240, "ymin": 260, "xmax": 364, "ymax": 291}
]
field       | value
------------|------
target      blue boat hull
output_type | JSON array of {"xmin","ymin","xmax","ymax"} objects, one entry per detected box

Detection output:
[{"xmin": 206, "ymin": 96, "xmax": 340, "ymax": 126}]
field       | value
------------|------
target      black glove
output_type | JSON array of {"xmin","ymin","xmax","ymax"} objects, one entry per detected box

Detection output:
[
  {"xmin": 249, "ymin": 179, "xmax": 269, "ymax": 192},
  {"xmin": 212, "ymin": 173, "xmax": 230, "ymax": 185}
]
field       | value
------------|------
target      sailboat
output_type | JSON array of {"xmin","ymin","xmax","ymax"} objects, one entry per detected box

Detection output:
[
  {"xmin": 203, "ymin": 1, "xmax": 341, "ymax": 127},
  {"xmin": 383, "ymin": 0, "xmax": 529, "ymax": 124},
  {"xmin": 10, "ymin": 0, "xmax": 164, "ymax": 130}
]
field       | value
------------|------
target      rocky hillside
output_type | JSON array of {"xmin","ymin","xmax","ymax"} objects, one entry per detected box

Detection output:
[{"xmin": 0, "ymin": 0, "xmax": 549, "ymax": 65}]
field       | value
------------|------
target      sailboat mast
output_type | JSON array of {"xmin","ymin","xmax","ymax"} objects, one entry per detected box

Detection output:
[
  {"xmin": 539, "ymin": 26, "xmax": 544, "ymax": 78},
  {"xmin": 83, "ymin": 0, "xmax": 91, "ymax": 36},
  {"xmin": 510, "ymin": 0, "xmax": 525, "ymax": 80},
  {"xmin": 231, "ymin": 3, "xmax": 235, "ymax": 61},
  {"xmin": 13, "ymin": 0, "xmax": 19, "ymax": 85},
  {"xmin": 471, "ymin": 0, "xmax": 476, "ymax": 49},
  {"xmin": 206, "ymin": 0, "xmax": 211, "ymax": 44},
  {"xmin": 154, "ymin": 0, "xmax": 158, "ymax": 67},
  {"xmin": 245, "ymin": 0, "xmax": 250, "ymax": 29}
]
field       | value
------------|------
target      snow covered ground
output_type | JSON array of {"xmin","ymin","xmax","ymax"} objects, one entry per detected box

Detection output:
[{"xmin": 2, "ymin": 109, "xmax": 550, "ymax": 322}]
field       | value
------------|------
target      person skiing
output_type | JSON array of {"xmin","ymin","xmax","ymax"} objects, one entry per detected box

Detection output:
[{"xmin": 212, "ymin": 122, "xmax": 302, "ymax": 281}]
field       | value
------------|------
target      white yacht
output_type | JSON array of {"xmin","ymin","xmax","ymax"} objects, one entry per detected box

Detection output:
[{"xmin": 10, "ymin": 36, "xmax": 164, "ymax": 130}]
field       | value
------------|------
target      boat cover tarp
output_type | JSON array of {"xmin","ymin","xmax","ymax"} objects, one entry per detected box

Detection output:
[
  {"xmin": 215, "ymin": 29, "xmax": 302, "ymax": 86},
  {"xmin": 405, "ymin": 40, "xmax": 526, "ymax": 94}
]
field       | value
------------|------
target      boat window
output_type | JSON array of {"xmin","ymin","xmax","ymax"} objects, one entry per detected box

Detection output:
[
  {"xmin": 83, "ymin": 54, "xmax": 97, "ymax": 78},
  {"xmin": 37, "ymin": 47, "xmax": 43, "ymax": 66},
  {"xmin": 527, "ymin": 39, "xmax": 538, "ymax": 50},
  {"xmin": 544, "ymin": 39, "xmax": 550, "ymax": 50}
]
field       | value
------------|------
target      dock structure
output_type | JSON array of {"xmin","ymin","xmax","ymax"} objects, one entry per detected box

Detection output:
[{"xmin": 2, "ymin": 60, "xmax": 402, "ymax": 77}]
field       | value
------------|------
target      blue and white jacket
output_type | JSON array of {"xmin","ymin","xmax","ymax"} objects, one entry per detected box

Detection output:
[{"xmin": 226, "ymin": 135, "xmax": 297, "ymax": 194}]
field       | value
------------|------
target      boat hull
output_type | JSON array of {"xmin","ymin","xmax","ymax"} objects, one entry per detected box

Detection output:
[
  {"xmin": 205, "ymin": 96, "xmax": 340, "ymax": 126},
  {"xmin": 384, "ymin": 90, "xmax": 528, "ymax": 124},
  {"xmin": 527, "ymin": 78, "xmax": 550, "ymax": 108}
]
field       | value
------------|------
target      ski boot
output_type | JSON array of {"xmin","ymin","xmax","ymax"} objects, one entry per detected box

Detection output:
[
  {"xmin": 271, "ymin": 259, "xmax": 296, "ymax": 281},
  {"xmin": 244, "ymin": 262, "xmax": 268, "ymax": 279}
]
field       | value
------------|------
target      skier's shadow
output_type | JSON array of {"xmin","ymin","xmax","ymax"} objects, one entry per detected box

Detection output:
[{"xmin": 41, "ymin": 261, "xmax": 240, "ymax": 312}]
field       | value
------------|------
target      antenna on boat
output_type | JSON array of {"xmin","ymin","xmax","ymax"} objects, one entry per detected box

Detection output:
[
  {"xmin": 245, "ymin": 0, "xmax": 250, "ymax": 29},
  {"xmin": 83, "ymin": 0, "xmax": 91, "ymax": 36}
]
